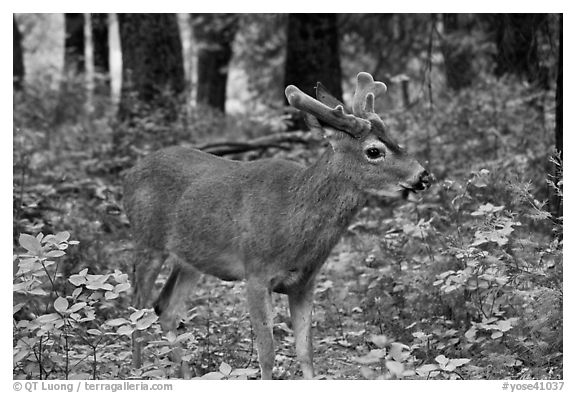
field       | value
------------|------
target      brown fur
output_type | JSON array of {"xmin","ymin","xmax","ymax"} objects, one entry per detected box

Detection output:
[{"xmin": 124, "ymin": 73, "xmax": 430, "ymax": 379}]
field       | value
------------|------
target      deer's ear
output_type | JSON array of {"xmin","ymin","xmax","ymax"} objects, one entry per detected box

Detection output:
[
  {"xmin": 303, "ymin": 113, "xmax": 322, "ymax": 132},
  {"xmin": 315, "ymin": 82, "xmax": 347, "ymax": 111},
  {"xmin": 307, "ymin": 83, "xmax": 353, "ymax": 140},
  {"xmin": 304, "ymin": 113, "xmax": 349, "ymax": 145}
]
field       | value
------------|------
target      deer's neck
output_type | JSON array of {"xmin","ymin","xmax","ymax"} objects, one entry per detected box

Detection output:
[{"xmin": 290, "ymin": 148, "xmax": 365, "ymax": 237}]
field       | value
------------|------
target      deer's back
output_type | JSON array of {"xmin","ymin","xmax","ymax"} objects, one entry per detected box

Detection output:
[
  {"xmin": 124, "ymin": 147, "xmax": 237, "ymax": 249},
  {"xmin": 123, "ymin": 146, "xmax": 304, "ymax": 254}
]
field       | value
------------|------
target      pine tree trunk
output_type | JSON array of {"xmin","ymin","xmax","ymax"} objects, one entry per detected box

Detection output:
[
  {"xmin": 553, "ymin": 14, "xmax": 562, "ymax": 218},
  {"xmin": 91, "ymin": 13, "xmax": 109, "ymax": 75},
  {"xmin": 117, "ymin": 13, "xmax": 185, "ymax": 121},
  {"xmin": 284, "ymin": 14, "xmax": 342, "ymax": 101},
  {"xmin": 13, "ymin": 16, "xmax": 25, "ymax": 91},
  {"xmin": 64, "ymin": 13, "xmax": 85, "ymax": 74},
  {"xmin": 488, "ymin": 14, "xmax": 548, "ymax": 89},
  {"xmin": 441, "ymin": 13, "xmax": 474, "ymax": 90},
  {"xmin": 192, "ymin": 14, "xmax": 238, "ymax": 112}
]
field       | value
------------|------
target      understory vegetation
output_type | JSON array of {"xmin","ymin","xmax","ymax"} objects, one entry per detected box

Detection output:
[{"xmin": 13, "ymin": 73, "xmax": 562, "ymax": 380}]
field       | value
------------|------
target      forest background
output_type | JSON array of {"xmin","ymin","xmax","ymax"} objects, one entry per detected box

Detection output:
[{"xmin": 12, "ymin": 13, "xmax": 564, "ymax": 380}]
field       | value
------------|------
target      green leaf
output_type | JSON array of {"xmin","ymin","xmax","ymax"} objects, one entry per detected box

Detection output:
[
  {"xmin": 86, "ymin": 281, "xmax": 114, "ymax": 291},
  {"xmin": 68, "ymin": 302, "xmax": 87, "ymax": 313},
  {"xmin": 197, "ymin": 371, "xmax": 224, "ymax": 380},
  {"xmin": 68, "ymin": 373, "xmax": 91, "ymax": 380},
  {"xmin": 385, "ymin": 360, "xmax": 404, "ymax": 377},
  {"xmin": 175, "ymin": 332, "xmax": 194, "ymax": 343},
  {"xmin": 389, "ymin": 342, "xmax": 410, "ymax": 362},
  {"xmin": 117, "ymin": 325, "xmax": 134, "ymax": 336},
  {"xmin": 130, "ymin": 309, "xmax": 145, "ymax": 322},
  {"xmin": 359, "ymin": 366, "xmax": 376, "ymax": 379},
  {"xmin": 55, "ymin": 231, "xmax": 71, "ymax": 243},
  {"xmin": 106, "ymin": 318, "xmax": 130, "ymax": 327},
  {"xmin": 135, "ymin": 313, "xmax": 158, "ymax": 330},
  {"xmin": 435, "ymin": 355, "xmax": 449, "ymax": 365},
  {"xmin": 105, "ymin": 291, "xmax": 119, "ymax": 300},
  {"xmin": 13, "ymin": 348, "xmax": 31, "ymax": 363},
  {"xmin": 230, "ymin": 368, "xmax": 259, "ymax": 377},
  {"xmin": 114, "ymin": 283, "xmax": 131, "ymax": 293},
  {"xmin": 470, "ymin": 203, "xmax": 504, "ymax": 216},
  {"xmin": 448, "ymin": 358, "xmax": 470, "ymax": 368},
  {"xmin": 165, "ymin": 331, "xmax": 177, "ymax": 343},
  {"xmin": 87, "ymin": 329, "xmax": 102, "ymax": 336},
  {"xmin": 496, "ymin": 319, "xmax": 514, "ymax": 332},
  {"xmin": 142, "ymin": 370, "xmax": 165, "ymax": 378},
  {"xmin": 13, "ymin": 303, "xmax": 25, "ymax": 315},
  {"xmin": 465, "ymin": 327, "xmax": 477, "ymax": 339},
  {"xmin": 415, "ymin": 364, "xmax": 440, "ymax": 377},
  {"xmin": 69, "ymin": 274, "xmax": 87, "ymax": 286},
  {"xmin": 72, "ymin": 288, "xmax": 82, "ymax": 298},
  {"xmin": 19, "ymin": 234, "xmax": 42, "ymax": 255},
  {"xmin": 370, "ymin": 334, "xmax": 388, "ymax": 348},
  {"xmin": 36, "ymin": 313, "xmax": 60, "ymax": 324},
  {"xmin": 54, "ymin": 297, "xmax": 69, "ymax": 313},
  {"xmin": 219, "ymin": 362, "xmax": 232, "ymax": 375},
  {"xmin": 351, "ymin": 349, "xmax": 386, "ymax": 365},
  {"xmin": 46, "ymin": 250, "xmax": 66, "ymax": 258}
]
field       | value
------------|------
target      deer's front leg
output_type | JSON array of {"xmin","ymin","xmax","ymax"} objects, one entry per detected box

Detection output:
[
  {"xmin": 246, "ymin": 278, "xmax": 275, "ymax": 379},
  {"xmin": 288, "ymin": 284, "xmax": 315, "ymax": 379}
]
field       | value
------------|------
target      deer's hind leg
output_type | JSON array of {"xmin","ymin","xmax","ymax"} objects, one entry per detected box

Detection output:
[
  {"xmin": 131, "ymin": 247, "xmax": 166, "ymax": 369},
  {"xmin": 153, "ymin": 255, "xmax": 201, "ymax": 379}
]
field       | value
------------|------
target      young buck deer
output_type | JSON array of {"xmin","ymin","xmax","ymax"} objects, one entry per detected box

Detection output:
[{"xmin": 124, "ymin": 72, "xmax": 430, "ymax": 379}]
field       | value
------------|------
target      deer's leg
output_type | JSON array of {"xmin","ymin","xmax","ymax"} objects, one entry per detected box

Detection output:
[
  {"xmin": 154, "ymin": 257, "xmax": 199, "ymax": 331},
  {"xmin": 132, "ymin": 248, "xmax": 165, "ymax": 369},
  {"xmin": 154, "ymin": 257, "xmax": 200, "ymax": 379},
  {"xmin": 246, "ymin": 278, "xmax": 275, "ymax": 379},
  {"xmin": 288, "ymin": 283, "xmax": 315, "ymax": 379}
]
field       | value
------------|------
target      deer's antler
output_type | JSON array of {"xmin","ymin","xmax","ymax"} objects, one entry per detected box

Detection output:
[
  {"xmin": 352, "ymin": 72, "xmax": 387, "ymax": 117},
  {"xmin": 285, "ymin": 85, "xmax": 371, "ymax": 137}
]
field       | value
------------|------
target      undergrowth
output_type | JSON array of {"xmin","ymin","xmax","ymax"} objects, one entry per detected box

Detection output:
[{"xmin": 13, "ymin": 75, "xmax": 562, "ymax": 380}]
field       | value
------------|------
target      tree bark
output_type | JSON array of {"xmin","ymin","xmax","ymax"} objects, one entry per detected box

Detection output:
[
  {"xmin": 284, "ymin": 14, "xmax": 343, "ymax": 101},
  {"xmin": 13, "ymin": 16, "xmax": 25, "ymax": 91},
  {"xmin": 555, "ymin": 15, "xmax": 562, "ymax": 161},
  {"xmin": 487, "ymin": 14, "xmax": 548, "ymax": 89},
  {"xmin": 64, "ymin": 13, "xmax": 85, "ymax": 74},
  {"xmin": 117, "ymin": 13, "xmax": 185, "ymax": 121},
  {"xmin": 553, "ymin": 14, "xmax": 562, "ymax": 218},
  {"xmin": 441, "ymin": 13, "xmax": 475, "ymax": 90},
  {"xmin": 192, "ymin": 14, "xmax": 238, "ymax": 112},
  {"xmin": 91, "ymin": 13, "xmax": 109, "ymax": 75}
]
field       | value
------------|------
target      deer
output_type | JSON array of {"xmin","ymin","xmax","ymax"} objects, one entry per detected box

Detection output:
[{"xmin": 123, "ymin": 72, "xmax": 431, "ymax": 379}]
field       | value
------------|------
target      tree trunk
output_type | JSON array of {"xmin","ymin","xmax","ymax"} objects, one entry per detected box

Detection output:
[
  {"xmin": 64, "ymin": 13, "xmax": 85, "ymax": 74},
  {"xmin": 555, "ymin": 15, "xmax": 562, "ymax": 161},
  {"xmin": 84, "ymin": 13, "xmax": 95, "ymax": 111},
  {"xmin": 488, "ymin": 14, "xmax": 548, "ymax": 89},
  {"xmin": 117, "ymin": 13, "xmax": 185, "ymax": 121},
  {"xmin": 192, "ymin": 14, "xmax": 238, "ymax": 112},
  {"xmin": 284, "ymin": 14, "xmax": 342, "ymax": 101},
  {"xmin": 441, "ymin": 13, "xmax": 475, "ymax": 90},
  {"xmin": 91, "ymin": 13, "xmax": 109, "ymax": 75},
  {"xmin": 553, "ymin": 14, "xmax": 562, "ymax": 218},
  {"xmin": 13, "ymin": 16, "xmax": 25, "ymax": 91}
]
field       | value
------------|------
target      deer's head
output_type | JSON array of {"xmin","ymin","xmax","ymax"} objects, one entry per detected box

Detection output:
[{"xmin": 285, "ymin": 72, "xmax": 431, "ymax": 197}]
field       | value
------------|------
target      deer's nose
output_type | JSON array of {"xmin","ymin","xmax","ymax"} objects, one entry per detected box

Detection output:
[{"xmin": 414, "ymin": 170, "xmax": 432, "ymax": 190}]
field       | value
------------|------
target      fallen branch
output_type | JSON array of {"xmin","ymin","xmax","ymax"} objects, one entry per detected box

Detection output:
[{"xmin": 197, "ymin": 130, "xmax": 317, "ymax": 156}]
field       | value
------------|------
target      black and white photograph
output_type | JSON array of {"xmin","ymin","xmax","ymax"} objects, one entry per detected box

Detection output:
[{"xmin": 12, "ymin": 11, "xmax": 564, "ymax": 385}]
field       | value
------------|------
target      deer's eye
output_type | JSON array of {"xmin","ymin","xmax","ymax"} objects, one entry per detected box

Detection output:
[{"xmin": 365, "ymin": 147, "xmax": 384, "ymax": 160}]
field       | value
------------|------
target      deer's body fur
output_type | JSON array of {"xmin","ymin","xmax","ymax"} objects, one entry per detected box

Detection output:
[
  {"xmin": 124, "ymin": 72, "xmax": 430, "ymax": 379},
  {"xmin": 124, "ymin": 146, "xmax": 364, "ymax": 293}
]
